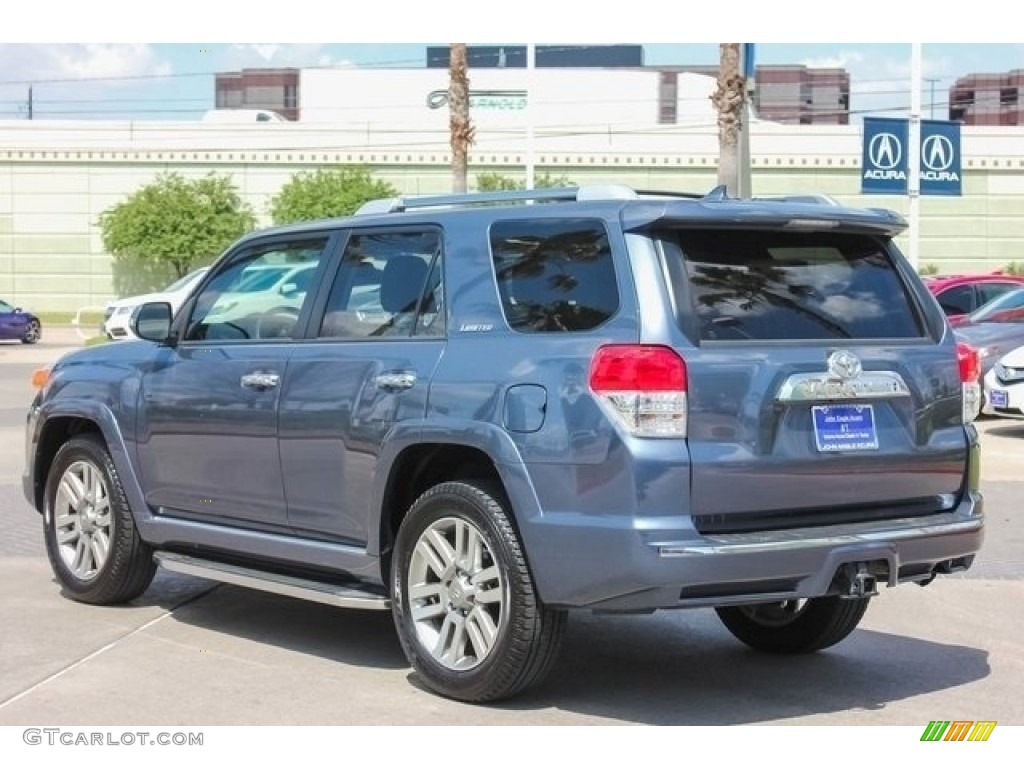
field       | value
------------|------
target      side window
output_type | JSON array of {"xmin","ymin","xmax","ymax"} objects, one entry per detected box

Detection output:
[
  {"xmin": 318, "ymin": 229, "xmax": 443, "ymax": 339},
  {"xmin": 184, "ymin": 238, "xmax": 328, "ymax": 341},
  {"xmin": 936, "ymin": 284, "xmax": 975, "ymax": 316},
  {"xmin": 490, "ymin": 219, "xmax": 618, "ymax": 333},
  {"xmin": 977, "ymin": 282, "xmax": 1016, "ymax": 306}
]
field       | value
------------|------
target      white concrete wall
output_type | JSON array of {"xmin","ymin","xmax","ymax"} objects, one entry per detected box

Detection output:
[{"xmin": 1, "ymin": 115, "xmax": 1023, "ymax": 311}]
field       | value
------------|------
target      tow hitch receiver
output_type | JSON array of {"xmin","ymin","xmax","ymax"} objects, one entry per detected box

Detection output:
[{"xmin": 835, "ymin": 562, "xmax": 880, "ymax": 600}]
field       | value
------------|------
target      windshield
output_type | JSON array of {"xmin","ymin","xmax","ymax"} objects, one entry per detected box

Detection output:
[{"xmin": 969, "ymin": 287, "xmax": 1024, "ymax": 324}]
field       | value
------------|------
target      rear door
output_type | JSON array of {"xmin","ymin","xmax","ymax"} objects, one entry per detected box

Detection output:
[
  {"xmin": 278, "ymin": 227, "xmax": 446, "ymax": 544},
  {"xmin": 657, "ymin": 227, "xmax": 966, "ymax": 533}
]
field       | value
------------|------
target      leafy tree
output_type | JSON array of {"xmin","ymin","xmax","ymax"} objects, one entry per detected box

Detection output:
[
  {"xmin": 100, "ymin": 172, "xmax": 255, "ymax": 294},
  {"xmin": 475, "ymin": 172, "xmax": 575, "ymax": 192},
  {"xmin": 270, "ymin": 166, "xmax": 398, "ymax": 225}
]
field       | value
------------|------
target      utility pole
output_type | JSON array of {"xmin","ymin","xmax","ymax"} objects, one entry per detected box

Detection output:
[
  {"xmin": 925, "ymin": 77, "xmax": 939, "ymax": 119},
  {"xmin": 711, "ymin": 44, "xmax": 745, "ymax": 196},
  {"xmin": 448, "ymin": 44, "xmax": 474, "ymax": 193},
  {"xmin": 28, "ymin": 85, "xmax": 33, "ymax": 120}
]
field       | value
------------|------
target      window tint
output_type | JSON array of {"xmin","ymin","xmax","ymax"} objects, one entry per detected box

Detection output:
[
  {"xmin": 936, "ymin": 284, "xmax": 975, "ymax": 316},
  {"xmin": 976, "ymin": 282, "xmax": 1017, "ymax": 306},
  {"xmin": 318, "ymin": 230, "xmax": 442, "ymax": 339},
  {"xmin": 184, "ymin": 239, "xmax": 327, "ymax": 341},
  {"xmin": 490, "ymin": 219, "xmax": 618, "ymax": 333},
  {"xmin": 664, "ymin": 230, "xmax": 924, "ymax": 340}
]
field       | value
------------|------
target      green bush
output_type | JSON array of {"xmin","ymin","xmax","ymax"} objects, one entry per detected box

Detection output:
[{"xmin": 270, "ymin": 166, "xmax": 397, "ymax": 225}]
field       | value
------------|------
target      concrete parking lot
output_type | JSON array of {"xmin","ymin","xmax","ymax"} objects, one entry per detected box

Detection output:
[{"xmin": 0, "ymin": 328, "xmax": 1021, "ymax": 726}]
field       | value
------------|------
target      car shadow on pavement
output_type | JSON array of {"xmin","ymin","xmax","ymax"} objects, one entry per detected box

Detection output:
[
  {"xmin": 158, "ymin": 581, "xmax": 407, "ymax": 671},
  {"xmin": 984, "ymin": 422, "xmax": 1024, "ymax": 438},
  {"xmin": 487, "ymin": 610, "xmax": 990, "ymax": 724},
  {"xmin": 142, "ymin": 575, "xmax": 990, "ymax": 722}
]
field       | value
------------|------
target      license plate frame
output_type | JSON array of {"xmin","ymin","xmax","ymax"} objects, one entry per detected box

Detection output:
[
  {"xmin": 811, "ymin": 404, "xmax": 879, "ymax": 452},
  {"xmin": 989, "ymin": 389, "xmax": 1009, "ymax": 408}
]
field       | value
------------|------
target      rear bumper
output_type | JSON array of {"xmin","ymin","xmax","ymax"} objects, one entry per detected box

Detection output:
[{"xmin": 523, "ymin": 490, "xmax": 984, "ymax": 611}]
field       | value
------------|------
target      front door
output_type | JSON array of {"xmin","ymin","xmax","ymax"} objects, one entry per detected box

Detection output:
[{"xmin": 135, "ymin": 236, "xmax": 333, "ymax": 529}]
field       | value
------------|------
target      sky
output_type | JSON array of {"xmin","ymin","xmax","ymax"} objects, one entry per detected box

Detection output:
[{"xmin": 0, "ymin": 1, "xmax": 1021, "ymax": 122}]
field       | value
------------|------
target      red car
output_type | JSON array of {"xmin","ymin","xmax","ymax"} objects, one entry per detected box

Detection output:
[{"xmin": 923, "ymin": 273, "xmax": 1024, "ymax": 324}]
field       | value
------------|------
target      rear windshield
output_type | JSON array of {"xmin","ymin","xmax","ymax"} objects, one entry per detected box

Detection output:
[{"xmin": 662, "ymin": 229, "xmax": 924, "ymax": 340}]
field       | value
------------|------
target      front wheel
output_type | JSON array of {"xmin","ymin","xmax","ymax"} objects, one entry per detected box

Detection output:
[
  {"xmin": 43, "ymin": 435, "xmax": 156, "ymax": 604},
  {"xmin": 391, "ymin": 481, "xmax": 566, "ymax": 702},
  {"xmin": 21, "ymin": 319, "xmax": 41, "ymax": 344},
  {"xmin": 715, "ymin": 596, "xmax": 870, "ymax": 654}
]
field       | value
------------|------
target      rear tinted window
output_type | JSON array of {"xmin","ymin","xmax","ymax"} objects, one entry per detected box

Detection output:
[
  {"xmin": 490, "ymin": 219, "xmax": 618, "ymax": 333},
  {"xmin": 663, "ymin": 230, "xmax": 923, "ymax": 340}
]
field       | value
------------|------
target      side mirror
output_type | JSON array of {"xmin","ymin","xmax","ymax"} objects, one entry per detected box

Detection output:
[{"xmin": 132, "ymin": 302, "xmax": 174, "ymax": 343}]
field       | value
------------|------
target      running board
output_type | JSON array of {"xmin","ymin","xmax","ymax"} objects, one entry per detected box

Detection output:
[{"xmin": 154, "ymin": 552, "xmax": 391, "ymax": 611}]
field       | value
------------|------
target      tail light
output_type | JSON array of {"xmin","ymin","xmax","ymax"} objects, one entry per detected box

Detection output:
[
  {"xmin": 589, "ymin": 345, "xmax": 688, "ymax": 438},
  {"xmin": 957, "ymin": 341, "xmax": 981, "ymax": 423}
]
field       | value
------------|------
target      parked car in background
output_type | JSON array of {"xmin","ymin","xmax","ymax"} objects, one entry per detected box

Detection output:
[
  {"xmin": 955, "ymin": 287, "xmax": 1024, "ymax": 378},
  {"xmin": 103, "ymin": 267, "xmax": 210, "ymax": 340},
  {"xmin": 924, "ymin": 273, "xmax": 1024, "ymax": 323},
  {"xmin": 983, "ymin": 344, "xmax": 1024, "ymax": 419},
  {"xmin": 0, "ymin": 299, "xmax": 41, "ymax": 344}
]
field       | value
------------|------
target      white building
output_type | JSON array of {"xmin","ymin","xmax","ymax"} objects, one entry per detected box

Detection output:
[{"xmin": 298, "ymin": 68, "xmax": 721, "ymax": 130}]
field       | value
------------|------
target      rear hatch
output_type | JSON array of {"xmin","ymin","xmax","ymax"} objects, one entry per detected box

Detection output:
[{"xmin": 653, "ymin": 224, "xmax": 968, "ymax": 534}]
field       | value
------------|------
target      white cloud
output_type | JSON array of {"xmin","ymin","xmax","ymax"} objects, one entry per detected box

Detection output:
[
  {"xmin": 0, "ymin": 43, "xmax": 171, "ymax": 83},
  {"xmin": 220, "ymin": 44, "xmax": 352, "ymax": 70},
  {"xmin": 798, "ymin": 49, "xmax": 959, "ymax": 120}
]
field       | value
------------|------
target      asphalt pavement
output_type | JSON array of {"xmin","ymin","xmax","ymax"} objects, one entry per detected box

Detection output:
[{"xmin": 0, "ymin": 328, "xmax": 1021, "ymax": 726}]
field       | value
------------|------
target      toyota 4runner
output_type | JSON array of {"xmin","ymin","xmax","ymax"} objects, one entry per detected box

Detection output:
[{"xmin": 24, "ymin": 184, "xmax": 984, "ymax": 702}]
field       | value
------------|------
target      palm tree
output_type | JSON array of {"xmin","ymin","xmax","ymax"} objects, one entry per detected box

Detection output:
[
  {"xmin": 449, "ymin": 44, "xmax": 475, "ymax": 193},
  {"xmin": 712, "ymin": 43, "xmax": 744, "ymax": 196}
]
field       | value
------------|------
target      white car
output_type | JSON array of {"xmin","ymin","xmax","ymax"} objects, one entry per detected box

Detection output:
[
  {"xmin": 103, "ymin": 267, "xmax": 209, "ymax": 340},
  {"xmin": 201, "ymin": 263, "xmax": 317, "ymax": 327},
  {"xmin": 982, "ymin": 344, "xmax": 1024, "ymax": 419}
]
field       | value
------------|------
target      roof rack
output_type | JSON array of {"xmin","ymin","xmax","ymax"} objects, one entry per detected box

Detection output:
[
  {"xmin": 753, "ymin": 193, "xmax": 842, "ymax": 206},
  {"xmin": 354, "ymin": 184, "xmax": 730, "ymax": 216}
]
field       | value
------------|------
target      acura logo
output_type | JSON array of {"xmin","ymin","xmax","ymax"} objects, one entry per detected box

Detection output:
[
  {"xmin": 868, "ymin": 133, "xmax": 902, "ymax": 170},
  {"xmin": 828, "ymin": 350, "xmax": 862, "ymax": 381},
  {"xmin": 922, "ymin": 134, "xmax": 955, "ymax": 172}
]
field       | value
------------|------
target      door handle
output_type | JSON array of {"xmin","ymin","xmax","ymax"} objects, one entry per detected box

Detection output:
[
  {"xmin": 374, "ymin": 371, "xmax": 416, "ymax": 391},
  {"xmin": 240, "ymin": 372, "xmax": 281, "ymax": 391}
]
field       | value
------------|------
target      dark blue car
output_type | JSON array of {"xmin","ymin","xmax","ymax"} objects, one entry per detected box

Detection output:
[{"xmin": 0, "ymin": 298, "xmax": 41, "ymax": 344}]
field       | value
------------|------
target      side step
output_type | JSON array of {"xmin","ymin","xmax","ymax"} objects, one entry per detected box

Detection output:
[{"xmin": 154, "ymin": 552, "xmax": 391, "ymax": 611}]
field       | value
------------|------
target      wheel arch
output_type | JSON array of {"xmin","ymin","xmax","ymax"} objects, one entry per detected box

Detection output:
[
  {"xmin": 371, "ymin": 422, "xmax": 543, "ymax": 581},
  {"xmin": 30, "ymin": 402, "xmax": 150, "ymax": 529}
]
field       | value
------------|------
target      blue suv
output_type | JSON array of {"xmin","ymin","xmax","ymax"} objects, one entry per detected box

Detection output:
[{"xmin": 24, "ymin": 185, "xmax": 984, "ymax": 702}]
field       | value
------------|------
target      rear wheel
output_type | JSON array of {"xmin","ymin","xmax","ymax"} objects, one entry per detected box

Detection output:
[
  {"xmin": 715, "ymin": 596, "xmax": 870, "ymax": 654},
  {"xmin": 391, "ymin": 481, "xmax": 566, "ymax": 702},
  {"xmin": 43, "ymin": 435, "xmax": 156, "ymax": 604}
]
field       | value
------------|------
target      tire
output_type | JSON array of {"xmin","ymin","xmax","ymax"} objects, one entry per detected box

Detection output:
[
  {"xmin": 715, "ymin": 596, "xmax": 870, "ymax": 654},
  {"xmin": 391, "ymin": 481, "xmax": 566, "ymax": 703},
  {"xmin": 21, "ymin": 319, "xmax": 41, "ymax": 344},
  {"xmin": 43, "ymin": 434, "xmax": 156, "ymax": 605}
]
